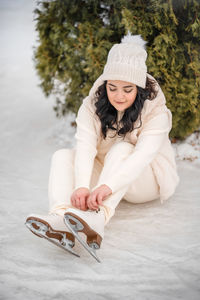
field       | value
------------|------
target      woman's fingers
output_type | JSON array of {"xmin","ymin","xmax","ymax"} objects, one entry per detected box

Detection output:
[
  {"xmin": 87, "ymin": 189, "xmax": 109, "ymax": 210},
  {"xmin": 71, "ymin": 187, "xmax": 109, "ymax": 211},
  {"xmin": 75, "ymin": 197, "xmax": 81, "ymax": 209},
  {"xmin": 87, "ymin": 193, "xmax": 98, "ymax": 210},
  {"xmin": 79, "ymin": 195, "xmax": 87, "ymax": 211},
  {"xmin": 87, "ymin": 200, "xmax": 97, "ymax": 210},
  {"xmin": 70, "ymin": 187, "xmax": 90, "ymax": 210},
  {"xmin": 97, "ymin": 194, "xmax": 103, "ymax": 206}
]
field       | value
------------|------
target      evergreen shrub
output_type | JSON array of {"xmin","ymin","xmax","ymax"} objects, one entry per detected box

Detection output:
[{"xmin": 34, "ymin": 0, "xmax": 200, "ymax": 139}]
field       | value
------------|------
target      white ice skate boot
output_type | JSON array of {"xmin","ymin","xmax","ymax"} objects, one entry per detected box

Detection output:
[
  {"xmin": 63, "ymin": 207, "xmax": 105, "ymax": 263},
  {"xmin": 25, "ymin": 213, "xmax": 79, "ymax": 257}
]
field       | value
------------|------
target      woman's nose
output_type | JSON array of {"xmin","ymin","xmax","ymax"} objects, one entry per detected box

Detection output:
[{"xmin": 116, "ymin": 90, "xmax": 124, "ymax": 101}]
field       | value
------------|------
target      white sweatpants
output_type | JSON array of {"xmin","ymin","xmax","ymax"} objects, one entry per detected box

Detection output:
[{"xmin": 48, "ymin": 141, "xmax": 160, "ymax": 225}]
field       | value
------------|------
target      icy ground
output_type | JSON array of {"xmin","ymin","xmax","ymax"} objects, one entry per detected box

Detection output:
[{"xmin": 0, "ymin": 1, "xmax": 200, "ymax": 299}]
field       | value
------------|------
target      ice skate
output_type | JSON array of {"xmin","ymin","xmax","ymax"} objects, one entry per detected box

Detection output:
[
  {"xmin": 63, "ymin": 207, "xmax": 105, "ymax": 263},
  {"xmin": 25, "ymin": 213, "xmax": 79, "ymax": 257}
]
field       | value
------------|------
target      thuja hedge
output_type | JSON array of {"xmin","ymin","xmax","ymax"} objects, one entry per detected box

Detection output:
[{"xmin": 33, "ymin": 0, "xmax": 200, "ymax": 139}]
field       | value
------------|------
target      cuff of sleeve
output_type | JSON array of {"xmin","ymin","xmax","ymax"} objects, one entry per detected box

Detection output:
[
  {"xmin": 92, "ymin": 181, "xmax": 115, "ymax": 194},
  {"xmin": 74, "ymin": 184, "xmax": 90, "ymax": 192}
]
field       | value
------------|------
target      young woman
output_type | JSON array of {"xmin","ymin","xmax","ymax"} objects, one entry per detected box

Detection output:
[{"xmin": 25, "ymin": 33, "xmax": 179, "ymax": 262}]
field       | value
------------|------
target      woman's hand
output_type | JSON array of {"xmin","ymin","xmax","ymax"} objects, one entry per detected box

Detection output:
[
  {"xmin": 87, "ymin": 184, "xmax": 112, "ymax": 210},
  {"xmin": 70, "ymin": 187, "xmax": 90, "ymax": 211}
]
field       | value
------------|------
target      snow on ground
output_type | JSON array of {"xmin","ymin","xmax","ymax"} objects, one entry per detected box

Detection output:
[
  {"xmin": 173, "ymin": 132, "xmax": 200, "ymax": 163},
  {"xmin": 0, "ymin": 1, "xmax": 200, "ymax": 299}
]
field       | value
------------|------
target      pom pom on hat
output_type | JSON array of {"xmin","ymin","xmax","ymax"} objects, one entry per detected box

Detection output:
[{"xmin": 121, "ymin": 31, "xmax": 147, "ymax": 50}]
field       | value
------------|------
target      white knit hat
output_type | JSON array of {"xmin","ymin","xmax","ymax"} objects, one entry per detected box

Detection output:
[
  {"xmin": 89, "ymin": 32, "xmax": 148, "ymax": 97},
  {"xmin": 103, "ymin": 32, "xmax": 147, "ymax": 88}
]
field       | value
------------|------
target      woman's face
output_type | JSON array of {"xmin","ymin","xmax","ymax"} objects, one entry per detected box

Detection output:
[{"xmin": 106, "ymin": 80, "xmax": 137, "ymax": 112}]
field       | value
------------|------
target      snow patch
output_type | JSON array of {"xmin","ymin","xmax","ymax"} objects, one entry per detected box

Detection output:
[{"xmin": 173, "ymin": 131, "xmax": 200, "ymax": 163}]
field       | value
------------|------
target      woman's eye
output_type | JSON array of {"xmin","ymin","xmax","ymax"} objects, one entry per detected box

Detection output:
[{"xmin": 109, "ymin": 89, "xmax": 133, "ymax": 93}]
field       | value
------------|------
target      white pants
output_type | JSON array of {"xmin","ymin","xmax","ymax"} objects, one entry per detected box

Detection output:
[{"xmin": 48, "ymin": 142, "xmax": 160, "ymax": 225}]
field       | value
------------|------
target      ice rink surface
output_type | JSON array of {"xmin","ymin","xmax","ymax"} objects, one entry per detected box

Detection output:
[{"xmin": 0, "ymin": 1, "xmax": 200, "ymax": 299}]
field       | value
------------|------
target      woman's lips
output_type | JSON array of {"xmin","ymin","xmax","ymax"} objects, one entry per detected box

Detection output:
[{"xmin": 115, "ymin": 101, "xmax": 125, "ymax": 104}]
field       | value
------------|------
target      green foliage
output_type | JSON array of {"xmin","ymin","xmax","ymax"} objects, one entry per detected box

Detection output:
[{"xmin": 34, "ymin": 0, "xmax": 200, "ymax": 139}]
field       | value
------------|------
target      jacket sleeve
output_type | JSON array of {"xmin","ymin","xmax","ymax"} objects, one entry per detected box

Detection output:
[
  {"xmin": 99, "ymin": 110, "xmax": 172, "ymax": 194},
  {"xmin": 74, "ymin": 100, "xmax": 98, "ymax": 190}
]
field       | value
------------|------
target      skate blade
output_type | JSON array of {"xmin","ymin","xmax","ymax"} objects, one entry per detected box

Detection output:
[
  {"xmin": 64, "ymin": 214, "xmax": 101, "ymax": 263},
  {"xmin": 25, "ymin": 220, "xmax": 80, "ymax": 258},
  {"xmin": 41, "ymin": 234, "xmax": 80, "ymax": 257}
]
